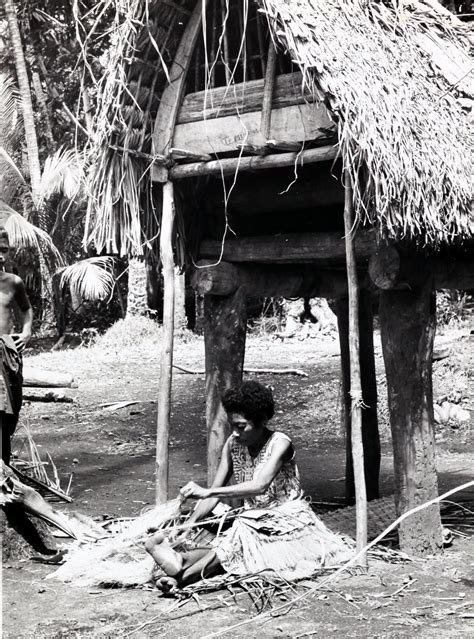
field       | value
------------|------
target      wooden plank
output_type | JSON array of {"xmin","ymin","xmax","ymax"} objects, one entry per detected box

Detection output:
[
  {"xmin": 172, "ymin": 102, "xmax": 333, "ymax": 156},
  {"xmin": 177, "ymin": 71, "xmax": 310, "ymax": 123},
  {"xmin": 199, "ymin": 230, "xmax": 376, "ymax": 264},
  {"xmin": 168, "ymin": 145, "xmax": 338, "ymax": 180}
]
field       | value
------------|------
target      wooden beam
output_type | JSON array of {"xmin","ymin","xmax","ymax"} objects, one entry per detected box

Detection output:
[
  {"xmin": 204, "ymin": 289, "xmax": 247, "ymax": 483},
  {"xmin": 151, "ymin": 0, "xmax": 208, "ymax": 181},
  {"xmin": 342, "ymin": 172, "xmax": 368, "ymax": 562},
  {"xmin": 335, "ymin": 292, "xmax": 380, "ymax": 504},
  {"xmin": 199, "ymin": 229, "xmax": 375, "ymax": 264},
  {"xmin": 379, "ymin": 281, "xmax": 444, "ymax": 556},
  {"xmin": 369, "ymin": 246, "xmax": 474, "ymax": 291},
  {"xmin": 177, "ymin": 71, "xmax": 310, "ymax": 123},
  {"xmin": 172, "ymin": 102, "xmax": 332, "ymax": 156},
  {"xmin": 167, "ymin": 145, "xmax": 338, "ymax": 180},
  {"xmin": 155, "ymin": 182, "xmax": 176, "ymax": 504},
  {"xmin": 191, "ymin": 260, "xmax": 363, "ymax": 298}
]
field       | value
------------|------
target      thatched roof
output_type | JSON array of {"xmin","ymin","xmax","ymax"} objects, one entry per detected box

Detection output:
[
  {"xmin": 258, "ymin": 0, "xmax": 473, "ymax": 245},
  {"xmin": 83, "ymin": 0, "xmax": 473, "ymax": 257}
]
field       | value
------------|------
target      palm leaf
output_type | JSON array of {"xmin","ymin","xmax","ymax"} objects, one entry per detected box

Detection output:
[
  {"xmin": 59, "ymin": 256, "xmax": 116, "ymax": 302},
  {"xmin": 39, "ymin": 149, "xmax": 83, "ymax": 204},
  {"xmin": 0, "ymin": 201, "xmax": 62, "ymax": 263},
  {"xmin": 0, "ymin": 72, "xmax": 20, "ymax": 149}
]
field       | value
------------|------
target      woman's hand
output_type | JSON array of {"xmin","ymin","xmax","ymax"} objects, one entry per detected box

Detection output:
[{"xmin": 179, "ymin": 481, "xmax": 211, "ymax": 501}]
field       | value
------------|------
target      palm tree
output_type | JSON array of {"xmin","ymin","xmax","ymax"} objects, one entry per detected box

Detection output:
[
  {"xmin": 1, "ymin": 72, "xmax": 114, "ymax": 331},
  {"xmin": 3, "ymin": 0, "xmax": 42, "ymax": 203}
]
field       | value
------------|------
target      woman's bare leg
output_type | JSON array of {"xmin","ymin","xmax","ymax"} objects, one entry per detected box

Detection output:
[
  {"xmin": 180, "ymin": 549, "xmax": 222, "ymax": 585},
  {"xmin": 145, "ymin": 532, "xmax": 183, "ymax": 576}
]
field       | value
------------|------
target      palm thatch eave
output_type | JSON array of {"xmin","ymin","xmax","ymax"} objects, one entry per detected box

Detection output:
[{"xmin": 257, "ymin": 0, "xmax": 473, "ymax": 246}]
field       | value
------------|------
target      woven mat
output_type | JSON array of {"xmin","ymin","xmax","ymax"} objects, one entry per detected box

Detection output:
[{"xmin": 322, "ymin": 496, "xmax": 397, "ymax": 541}]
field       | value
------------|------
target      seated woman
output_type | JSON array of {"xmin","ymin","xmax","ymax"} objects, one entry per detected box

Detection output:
[{"xmin": 146, "ymin": 381, "xmax": 352, "ymax": 593}]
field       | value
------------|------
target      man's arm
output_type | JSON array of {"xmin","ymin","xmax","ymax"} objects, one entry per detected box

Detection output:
[{"xmin": 13, "ymin": 277, "xmax": 33, "ymax": 352}]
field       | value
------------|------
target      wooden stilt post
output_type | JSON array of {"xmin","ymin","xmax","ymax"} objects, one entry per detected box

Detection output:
[
  {"xmin": 342, "ymin": 170, "xmax": 368, "ymax": 561},
  {"xmin": 204, "ymin": 288, "xmax": 247, "ymax": 483},
  {"xmin": 155, "ymin": 181, "xmax": 176, "ymax": 504},
  {"xmin": 335, "ymin": 290, "xmax": 380, "ymax": 504},
  {"xmin": 379, "ymin": 278, "xmax": 443, "ymax": 555}
]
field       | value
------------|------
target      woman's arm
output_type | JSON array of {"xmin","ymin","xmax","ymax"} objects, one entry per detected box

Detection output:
[
  {"xmin": 183, "ymin": 438, "xmax": 233, "ymax": 526},
  {"xmin": 181, "ymin": 437, "xmax": 291, "ymax": 502}
]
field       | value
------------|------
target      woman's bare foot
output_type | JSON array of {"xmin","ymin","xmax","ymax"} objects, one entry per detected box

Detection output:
[
  {"xmin": 155, "ymin": 576, "xmax": 179, "ymax": 595},
  {"xmin": 145, "ymin": 532, "xmax": 183, "ymax": 576}
]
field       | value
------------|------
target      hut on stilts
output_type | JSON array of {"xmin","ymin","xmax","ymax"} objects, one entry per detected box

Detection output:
[{"xmin": 83, "ymin": 0, "xmax": 473, "ymax": 557}]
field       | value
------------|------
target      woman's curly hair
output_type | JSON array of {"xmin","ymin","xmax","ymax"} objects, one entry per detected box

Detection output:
[{"xmin": 222, "ymin": 381, "xmax": 275, "ymax": 424}]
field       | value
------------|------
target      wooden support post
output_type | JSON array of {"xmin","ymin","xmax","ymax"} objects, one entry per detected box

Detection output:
[
  {"xmin": 343, "ymin": 171, "xmax": 368, "ymax": 561},
  {"xmin": 204, "ymin": 289, "xmax": 247, "ymax": 483},
  {"xmin": 156, "ymin": 182, "xmax": 176, "ymax": 504},
  {"xmin": 379, "ymin": 279, "xmax": 444, "ymax": 555},
  {"xmin": 335, "ymin": 291, "xmax": 380, "ymax": 504}
]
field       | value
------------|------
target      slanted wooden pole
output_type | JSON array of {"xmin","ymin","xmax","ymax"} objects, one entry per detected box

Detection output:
[
  {"xmin": 379, "ymin": 274, "xmax": 444, "ymax": 555},
  {"xmin": 156, "ymin": 181, "xmax": 176, "ymax": 503},
  {"xmin": 335, "ymin": 291, "xmax": 380, "ymax": 504},
  {"xmin": 204, "ymin": 289, "xmax": 247, "ymax": 483},
  {"xmin": 342, "ymin": 170, "xmax": 367, "ymax": 561}
]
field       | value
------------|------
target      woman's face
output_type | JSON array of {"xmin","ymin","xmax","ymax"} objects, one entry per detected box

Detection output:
[{"xmin": 228, "ymin": 412, "xmax": 263, "ymax": 446}]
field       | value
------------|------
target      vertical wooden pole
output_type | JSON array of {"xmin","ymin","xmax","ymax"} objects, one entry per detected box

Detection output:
[
  {"xmin": 220, "ymin": 0, "xmax": 231, "ymax": 85},
  {"xmin": 343, "ymin": 170, "xmax": 368, "ymax": 561},
  {"xmin": 204, "ymin": 288, "xmax": 247, "ymax": 483},
  {"xmin": 336, "ymin": 291, "xmax": 380, "ymax": 503},
  {"xmin": 379, "ymin": 280, "xmax": 443, "ymax": 555},
  {"xmin": 156, "ymin": 181, "xmax": 176, "ymax": 504}
]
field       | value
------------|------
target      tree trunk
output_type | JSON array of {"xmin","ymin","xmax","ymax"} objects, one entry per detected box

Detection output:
[
  {"xmin": 174, "ymin": 268, "xmax": 187, "ymax": 330},
  {"xmin": 204, "ymin": 289, "xmax": 247, "ymax": 483},
  {"xmin": 379, "ymin": 282, "xmax": 444, "ymax": 556},
  {"xmin": 38, "ymin": 251, "xmax": 57, "ymax": 336},
  {"xmin": 31, "ymin": 68, "xmax": 55, "ymax": 153},
  {"xmin": 336, "ymin": 291, "xmax": 380, "ymax": 503},
  {"xmin": 127, "ymin": 257, "xmax": 149, "ymax": 317},
  {"xmin": 4, "ymin": 0, "xmax": 42, "ymax": 204}
]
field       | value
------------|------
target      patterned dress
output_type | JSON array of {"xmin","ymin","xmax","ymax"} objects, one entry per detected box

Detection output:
[{"xmin": 212, "ymin": 431, "xmax": 353, "ymax": 579}]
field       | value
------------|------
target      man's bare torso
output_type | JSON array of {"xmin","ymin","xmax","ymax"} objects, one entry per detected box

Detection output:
[{"xmin": 0, "ymin": 272, "xmax": 24, "ymax": 335}]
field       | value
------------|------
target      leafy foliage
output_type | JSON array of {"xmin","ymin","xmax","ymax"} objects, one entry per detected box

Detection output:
[{"xmin": 59, "ymin": 256, "xmax": 115, "ymax": 302}]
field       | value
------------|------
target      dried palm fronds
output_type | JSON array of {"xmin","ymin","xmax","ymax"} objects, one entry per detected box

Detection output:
[
  {"xmin": 11, "ymin": 422, "xmax": 72, "ymax": 502},
  {"xmin": 258, "ymin": 0, "xmax": 473, "ymax": 246},
  {"xmin": 76, "ymin": 0, "xmax": 190, "ymax": 259}
]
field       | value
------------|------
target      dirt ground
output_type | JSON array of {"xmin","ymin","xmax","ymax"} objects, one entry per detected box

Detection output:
[{"xmin": 2, "ymin": 320, "xmax": 474, "ymax": 638}]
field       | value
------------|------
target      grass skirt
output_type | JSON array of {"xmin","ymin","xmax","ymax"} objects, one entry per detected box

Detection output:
[{"xmin": 212, "ymin": 499, "xmax": 354, "ymax": 580}]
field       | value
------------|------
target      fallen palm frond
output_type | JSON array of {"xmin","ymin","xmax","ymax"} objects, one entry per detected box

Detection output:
[
  {"xmin": 258, "ymin": 0, "xmax": 473, "ymax": 246},
  {"xmin": 58, "ymin": 256, "xmax": 116, "ymax": 302}
]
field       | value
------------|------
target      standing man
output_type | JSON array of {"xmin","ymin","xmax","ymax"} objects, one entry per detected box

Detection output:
[{"xmin": 0, "ymin": 227, "xmax": 33, "ymax": 464}]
